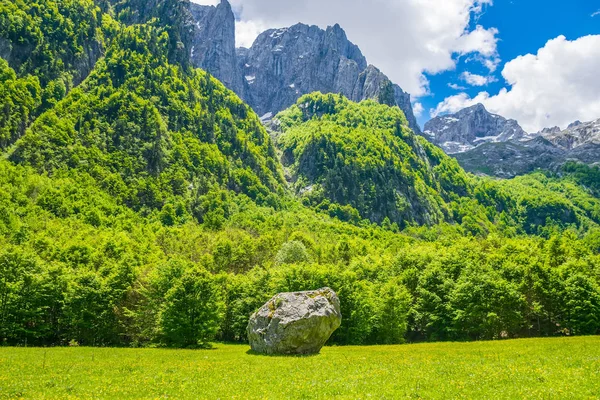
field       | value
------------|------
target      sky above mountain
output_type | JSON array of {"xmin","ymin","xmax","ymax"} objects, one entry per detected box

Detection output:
[{"xmin": 192, "ymin": 0, "xmax": 600, "ymax": 132}]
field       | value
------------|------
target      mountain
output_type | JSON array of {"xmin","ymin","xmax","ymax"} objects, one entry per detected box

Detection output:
[
  {"xmin": 423, "ymin": 104, "xmax": 528, "ymax": 154},
  {"xmin": 544, "ymin": 118, "xmax": 600, "ymax": 151},
  {"xmin": 9, "ymin": 23, "xmax": 284, "ymax": 215},
  {"xmin": 274, "ymin": 93, "xmax": 470, "ymax": 226},
  {"xmin": 454, "ymin": 136, "xmax": 565, "ymax": 178},
  {"xmin": 186, "ymin": 1, "xmax": 421, "ymax": 133},
  {"xmin": 454, "ymin": 118, "xmax": 600, "ymax": 178},
  {"xmin": 188, "ymin": 0, "xmax": 244, "ymax": 97},
  {"xmin": 0, "ymin": 0, "xmax": 105, "ymax": 148}
]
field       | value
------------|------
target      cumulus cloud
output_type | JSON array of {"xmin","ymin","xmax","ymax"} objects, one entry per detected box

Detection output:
[
  {"xmin": 431, "ymin": 35, "xmax": 600, "ymax": 132},
  {"xmin": 460, "ymin": 71, "xmax": 497, "ymax": 86},
  {"xmin": 193, "ymin": 0, "xmax": 498, "ymax": 97}
]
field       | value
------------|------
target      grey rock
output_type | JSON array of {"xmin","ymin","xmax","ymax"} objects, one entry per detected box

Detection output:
[
  {"xmin": 0, "ymin": 37, "xmax": 11, "ymax": 61},
  {"xmin": 247, "ymin": 287, "xmax": 341, "ymax": 355},
  {"xmin": 423, "ymin": 104, "xmax": 527, "ymax": 154},
  {"xmin": 538, "ymin": 126, "xmax": 561, "ymax": 135},
  {"xmin": 454, "ymin": 136, "xmax": 566, "ymax": 178},
  {"xmin": 543, "ymin": 118, "xmax": 600, "ymax": 150},
  {"xmin": 72, "ymin": 38, "xmax": 103, "ymax": 86},
  {"xmin": 188, "ymin": 0, "xmax": 244, "ymax": 96}
]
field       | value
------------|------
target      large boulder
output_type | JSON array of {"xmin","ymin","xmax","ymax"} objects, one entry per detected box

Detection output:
[{"xmin": 247, "ymin": 287, "xmax": 342, "ymax": 355}]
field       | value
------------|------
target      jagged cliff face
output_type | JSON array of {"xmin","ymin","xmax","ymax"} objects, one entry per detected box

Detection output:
[
  {"xmin": 186, "ymin": 1, "xmax": 420, "ymax": 133},
  {"xmin": 423, "ymin": 104, "xmax": 528, "ymax": 154},
  {"xmin": 239, "ymin": 23, "xmax": 420, "ymax": 132},
  {"xmin": 239, "ymin": 23, "xmax": 366, "ymax": 116},
  {"xmin": 453, "ymin": 118, "xmax": 600, "ymax": 178},
  {"xmin": 544, "ymin": 118, "xmax": 600, "ymax": 150},
  {"xmin": 188, "ymin": 1, "xmax": 244, "ymax": 96}
]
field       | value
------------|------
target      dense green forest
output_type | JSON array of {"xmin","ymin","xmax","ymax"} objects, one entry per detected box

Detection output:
[{"xmin": 0, "ymin": 0, "xmax": 599, "ymax": 348}]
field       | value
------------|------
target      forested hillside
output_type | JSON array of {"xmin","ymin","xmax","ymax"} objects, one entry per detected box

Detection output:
[
  {"xmin": 9, "ymin": 22, "xmax": 285, "ymax": 219},
  {"xmin": 275, "ymin": 93, "xmax": 471, "ymax": 226},
  {"xmin": 0, "ymin": 0, "xmax": 106, "ymax": 148},
  {"xmin": 1, "ymin": 0, "xmax": 599, "ymax": 348}
]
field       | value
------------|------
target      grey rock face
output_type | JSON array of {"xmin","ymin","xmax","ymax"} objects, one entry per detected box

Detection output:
[
  {"xmin": 423, "ymin": 104, "xmax": 528, "ymax": 154},
  {"xmin": 188, "ymin": 1, "xmax": 244, "ymax": 96},
  {"xmin": 247, "ymin": 287, "xmax": 342, "ymax": 355},
  {"xmin": 239, "ymin": 23, "xmax": 421, "ymax": 132},
  {"xmin": 184, "ymin": 2, "xmax": 421, "ymax": 133},
  {"xmin": 453, "ymin": 119, "xmax": 600, "ymax": 178},
  {"xmin": 543, "ymin": 118, "xmax": 600, "ymax": 150},
  {"xmin": 0, "ymin": 37, "xmax": 11, "ymax": 61},
  {"xmin": 454, "ymin": 137, "xmax": 566, "ymax": 178},
  {"xmin": 538, "ymin": 126, "xmax": 561, "ymax": 135}
]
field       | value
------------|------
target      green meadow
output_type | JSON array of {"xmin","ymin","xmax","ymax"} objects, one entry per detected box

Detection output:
[{"xmin": 1, "ymin": 337, "xmax": 599, "ymax": 399}]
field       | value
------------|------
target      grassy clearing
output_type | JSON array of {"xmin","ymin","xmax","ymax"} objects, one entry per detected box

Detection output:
[{"xmin": 0, "ymin": 337, "xmax": 599, "ymax": 399}]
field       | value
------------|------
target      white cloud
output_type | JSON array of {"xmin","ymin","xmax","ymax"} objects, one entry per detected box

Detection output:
[
  {"xmin": 448, "ymin": 83, "xmax": 467, "ymax": 90},
  {"xmin": 412, "ymin": 102, "xmax": 424, "ymax": 117},
  {"xmin": 432, "ymin": 35, "xmax": 600, "ymax": 132},
  {"xmin": 592, "ymin": 10, "xmax": 600, "ymax": 17},
  {"xmin": 235, "ymin": 19, "xmax": 269, "ymax": 48},
  {"xmin": 460, "ymin": 71, "xmax": 497, "ymax": 86},
  {"xmin": 205, "ymin": 0, "xmax": 498, "ymax": 97}
]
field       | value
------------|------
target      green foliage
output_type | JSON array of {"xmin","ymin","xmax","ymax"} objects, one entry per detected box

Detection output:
[
  {"xmin": 157, "ymin": 265, "xmax": 224, "ymax": 348},
  {"xmin": 1, "ymin": 0, "xmax": 600, "ymax": 351},
  {"xmin": 276, "ymin": 93, "xmax": 472, "ymax": 226},
  {"xmin": 0, "ymin": 0, "xmax": 106, "ymax": 147},
  {"xmin": 10, "ymin": 23, "xmax": 284, "ymax": 217},
  {"xmin": 275, "ymin": 240, "xmax": 311, "ymax": 265},
  {"xmin": 561, "ymin": 162, "xmax": 600, "ymax": 197},
  {"xmin": 0, "ymin": 59, "xmax": 41, "ymax": 147}
]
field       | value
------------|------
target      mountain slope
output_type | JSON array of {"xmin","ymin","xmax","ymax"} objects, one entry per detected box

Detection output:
[
  {"xmin": 9, "ymin": 23, "xmax": 284, "ymax": 216},
  {"xmin": 240, "ymin": 23, "xmax": 421, "ymax": 133},
  {"xmin": 0, "ymin": 0, "xmax": 105, "ymax": 148},
  {"xmin": 423, "ymin": 104, "xmax": 528, "ymax": 154},
  {"xmin": 453, "ymin": 118, "xmax": 600, "ymax": 178},
  {"xmin": 544, "ymin": 118, "xmax": 600, "ymax": 150},
  {"xmin": 274, "ymin": 93, "xmax": 470, "ymax": 226}
]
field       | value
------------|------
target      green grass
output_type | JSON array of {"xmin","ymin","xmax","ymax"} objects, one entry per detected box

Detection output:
[{"xmin": 1, "ymin": 337, "xmax": 599, "ymax": 399}]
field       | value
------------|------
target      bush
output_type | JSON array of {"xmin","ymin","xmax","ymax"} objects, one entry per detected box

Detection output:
[{"xmin": 275, "ymin": 241, "xmax": 311, "ymax": 265}]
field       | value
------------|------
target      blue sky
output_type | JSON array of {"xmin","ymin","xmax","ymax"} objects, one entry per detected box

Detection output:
[{"xmin": 422, "ymin": 0, "xmax": 600, "ymax": 129}]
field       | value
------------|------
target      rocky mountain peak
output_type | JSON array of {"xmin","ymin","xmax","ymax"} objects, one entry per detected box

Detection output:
[
  {"xmin": 183, "ymin": 2, "xmax": 420, "ymax": 133},
  {"xmin": 423, "ymin": 104, "xmax": 527, "ymax": 154},
  {"xmin": 543, "ymin": 118, "xmax": 600, "ymax": 150},
  {"xmin": 538, "ymin": 126, "xmax": 561, "ymax": 135},
  {"xmin": 453, "ymin": 116, "xmax": 600, "ymax": 178},
  {"xmin": 188, "ymin": 0, "xmax": 243, "ymax": 95}
]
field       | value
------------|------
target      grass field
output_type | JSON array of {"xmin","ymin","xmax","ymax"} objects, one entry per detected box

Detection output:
[{"xmin": 1, "ymin": 337, "xmax": 599, "ymax": 399}]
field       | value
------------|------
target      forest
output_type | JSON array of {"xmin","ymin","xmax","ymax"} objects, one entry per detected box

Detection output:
[{"xmin": 0, "ymin": 0, "xmax": 599, "ymax": 349}]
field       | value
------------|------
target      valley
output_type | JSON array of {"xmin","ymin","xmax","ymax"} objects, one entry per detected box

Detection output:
[{"xmin": 0, "ymin": 0, "xmax": 599, "ymax": 397}]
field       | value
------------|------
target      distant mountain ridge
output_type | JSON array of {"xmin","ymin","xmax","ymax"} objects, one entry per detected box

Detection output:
[
  {"xmin": 423, "ymin": 104, "xmax": 529, "ymax": 154},
  {"xmin": 186, "ymin": 0, "xmax": 421, "ymax": 133},
  {"xmin": 454, "ymin": 117, "xmax": 600, "ymax": 177}
]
